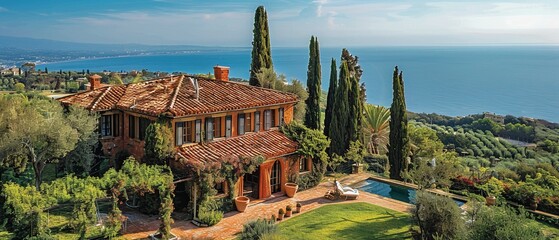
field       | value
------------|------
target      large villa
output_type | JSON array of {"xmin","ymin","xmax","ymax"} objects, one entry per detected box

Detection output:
[{"xmin": 58, "ymin": 66, "xmax": 312, "ymax": 200}]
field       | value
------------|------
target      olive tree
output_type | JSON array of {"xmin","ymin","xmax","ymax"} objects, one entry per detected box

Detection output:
[{"xmin": 0, "ymin": 94, "xmax": 97, "ymax": 189}]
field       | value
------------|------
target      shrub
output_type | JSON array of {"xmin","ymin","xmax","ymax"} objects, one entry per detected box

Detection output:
[
  {"xmin": 238, "ymin": 219, "xmax": 277, "ymax": 240},
  {"xmin": 198, "ymin": 198, "xmax": 223, "ymax": 226},
  {"xmin": 278, "ymin": 208, "xmax": 285, "ymax": 215},
  {"xmin": 412, "ymin": 191, "xmax": 466, "ymax": 240},
  {"xmin": 468, "ymin": 206, "xmax": 543, "ymax": 240},
  {"xmin": 198, "ymin": 208, "xmax": 223, "ymax": 226},
  {"xmin": 286, "ymin": 205, "xmax": 292, "ymax": 211}
]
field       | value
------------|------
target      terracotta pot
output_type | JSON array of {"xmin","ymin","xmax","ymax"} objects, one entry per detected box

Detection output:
[
  {"xmin": 296, "ymin": 206, "xmax": 301, "ymax": 213},
  {"xmin": 235, "ymin": 196, "xmax": 250, "ymax": 212},
  {"xmin": 352, "ymin": 163, "xmax": 362, "ymax": 174},
  {"xmin": 285, "ymin": 183, "xmax": 298, "ymax": 198},
  {"xmin": 278, "ymin": 213, "xmax": 284, "ymax": 220},
  {"xmin": 285, "ymin": 209, "xmax": 292, "ymax": 217},
  {"xmin": 485, "ymin": 196, "xmax": 496, "ymax": 206}
]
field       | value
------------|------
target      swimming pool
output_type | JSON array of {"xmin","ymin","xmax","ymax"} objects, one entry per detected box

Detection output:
[{"xmin": 356, "ymin": 179, "xmax": 466, "ymax": 206}]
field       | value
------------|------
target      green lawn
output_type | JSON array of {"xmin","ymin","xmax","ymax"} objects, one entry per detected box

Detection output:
[{"xmin": 279, "ymin": 202, "xmax": 412, "ymax": 240}]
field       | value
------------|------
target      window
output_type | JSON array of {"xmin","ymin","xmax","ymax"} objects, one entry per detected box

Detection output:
[
  {"xmin": 279, "ymin": 108, "xmax": 285, "ymax": 126},
  {"xmin": 195, "ymin": 119, "xmax": 202, "ymax": 142},
  {"xmin": 264, "ymin": 110, "xmax": 275, "ymax": 130},
  {"xmin": 176, "ymin": 122, "xmax": 184, "ymax": 146},
  {"xmin": 299, "ymin": 158, "xmax": 309, "ymax": 172},
  {"xmin": 225, "ymin": 116, "xmax": 232, "ymax": 138},
  {"xmin": 138, "ymin": 117, "xmax": 151, "ymax": 140},
  {"xmin": 129, "ymin": 115, "xmax": 136, "ymax": 138},
  {"xmin": 101, "ymin": 115, "xmax": 112, "ymax": 137},
  {"xmin": 175, "ymin": 121, "xmax": 195, "ymax": 146},
  {"xmin": 238, "ymin": 113, "xmax": 245, "ymax": 135},
  {"xmin": 213, "ymin": 117, "xmax": 222, "ymax": 138},
  {"xmin": 205, "ymin": 117, "xmax": 214, "ymax": 141},
  {"xmin": 254, "ymin": 111, "xmax": 260, "ymax": 132},
  {"xmin": 215, "ymin": 182, "xmax": 225, "ymax": 194},
  {"xmin": 112, "ymin": 114, "xmax": 120, "ymax": 137},
  {"xmin": 245, "ymin": 113, "xmax": 252, "ymax": 132}
]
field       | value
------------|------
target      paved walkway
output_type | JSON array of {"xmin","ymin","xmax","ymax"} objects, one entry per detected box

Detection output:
[{"xmin": 122, "ymin": 173, "xmax": 411, "ymax": 240}]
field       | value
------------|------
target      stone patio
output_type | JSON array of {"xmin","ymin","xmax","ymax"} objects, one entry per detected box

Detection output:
[{"xmin": 121, "ymin": 173, "xmax": 411, "ymax": 240}]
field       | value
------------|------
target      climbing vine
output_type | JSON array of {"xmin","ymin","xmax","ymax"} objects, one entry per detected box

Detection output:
[
  {"xmin": 1, "ymin": 157, "xmax": 175, "ymax": 240},
  {"xmin": 281, "ymin": 122, "xmax": 329, "ymax": 189}
]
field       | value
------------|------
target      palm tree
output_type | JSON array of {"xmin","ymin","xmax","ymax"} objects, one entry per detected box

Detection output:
[{"xmin": 363, "ymin": 104, "xmax": 390, "ymax": 155}]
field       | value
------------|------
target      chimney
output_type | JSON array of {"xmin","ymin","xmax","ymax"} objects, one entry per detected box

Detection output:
[
  {"xmin": 88, "ymin": 74, "xmax": 102, "ymax": 90},
  {"xmin": 213, "ymin": 65, "xmax": 230, "ymax": 81}
]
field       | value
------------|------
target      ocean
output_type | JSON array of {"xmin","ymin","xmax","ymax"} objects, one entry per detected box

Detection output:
[{"xmin": 39, "ymin": 46, "xmax": 559, "ymax": 122}]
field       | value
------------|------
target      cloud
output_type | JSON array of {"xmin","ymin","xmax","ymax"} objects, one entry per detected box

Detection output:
[
  {"xmin": 53, "ymin": 9, "xmax": 254, "ymax": 45},
  {"xmin": 2, "ymin": 1, "xmax": 558, "ymax": 46}
]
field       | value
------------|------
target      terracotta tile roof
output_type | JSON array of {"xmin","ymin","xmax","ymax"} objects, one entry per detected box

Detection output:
[
  {"xmin": 177, "ymin": 130, "xmax": 298, "ymax": 167},
  {"xmin": 58, "ymin": 75, "xmax": 298, "ymax": 117}
]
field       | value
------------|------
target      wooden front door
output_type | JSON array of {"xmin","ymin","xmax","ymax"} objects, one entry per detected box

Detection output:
[{"xmin": 270, "ymin": 160, "xmax": 281, "ymax": 193}]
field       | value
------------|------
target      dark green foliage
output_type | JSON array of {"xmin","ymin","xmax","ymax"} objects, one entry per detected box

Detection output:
[
  {"xmin": 324, "ymin": 58, "xmax": 337, "ymax": 137},
  {"xmin": 249, "ymin": 6, "xmax": 273, "ymax": 87},
  {"xmin": 388, "ymin": 66, "xmax": 409, "ymax": 180},
  {"xmin": 281, "ymin": 122, "xmax": 329, "ymax": 186},
  {"xmin": 329, "ymin": 61, "xmax": 351, "ymax": 156},
  {"xmin": 304, "ymin": 36, "xmax": 322, "ymax": 130},
  {"xmin": 412, "ymin": 191, "xmax": 466, "ymax": 240},
  {"xmin": 341, "ymin": 49, "xmax": 364, "ymax": 144},
  {"xmin": 470, "ymin": 118, "xmax": 503, "ymax": 135},
  {"xmin": 138, "ymin": 192, "xmax": 161, "ymax": 215},
  {"xmin": 143, "ymin": 121, "xmax": 174, "ymax": 165},
  {"xmin": 281, "ymin": 122, "xmax": 330, "ymax": 163},
  {"xmin": 238, "ymin": 218, "xmax": 278, "ymax": 240},
  {"xmin": 468, "ymin": 206, "xmax": 543, "ymax": 240}
]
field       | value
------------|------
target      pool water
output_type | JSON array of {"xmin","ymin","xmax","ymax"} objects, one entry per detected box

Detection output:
[{"xmin": 356, "ymin": 179, "xmax": 465, "ymax": 207}]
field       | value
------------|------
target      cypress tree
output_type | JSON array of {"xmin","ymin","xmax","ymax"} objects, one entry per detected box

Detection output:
[
  {"xmin": 304, "ymin": 36, "xmax": 322, "ymax": 130},
  {"xmin": 329, "ymin": 61, "xmax": 350, "ymax": 156},
  {"xmin": 388, "ymin": 66, "xmax": 409, "ymax": 180},
  {"xmin": 249, "ymin": 6, "xmax": 273, "ymax": 87},
  {"xmin": 341, "ymin": 49, "xmax": 364, "ymax": 144},
  {"xmin": 324, "ymin": 58, "xmax": 337, "ymax": 137}
]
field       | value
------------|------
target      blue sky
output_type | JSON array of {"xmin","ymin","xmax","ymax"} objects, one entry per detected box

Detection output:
[{"xmin": 0, "ymin": 0, "xmax": 558, "ymax": 46}]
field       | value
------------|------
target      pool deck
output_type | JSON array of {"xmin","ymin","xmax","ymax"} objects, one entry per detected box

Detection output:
[{"xmin": 121, "ymin": 173, "xmax": 412, "ymax": 240}]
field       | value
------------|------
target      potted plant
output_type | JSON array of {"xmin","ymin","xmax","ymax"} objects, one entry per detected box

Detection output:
[
  {"xmin": 271, "ymin": 214, "xmax": 277, "ymax": 223},
  {"xmin": 296, "ymin": 203, "xmax": 302, "ymax": 213},
  {"xmin": 285, "ymin": 183, "xmax": 299, "ymax": 198},
  {"xmin": 235, "ymin": 196, "xmax": 250, "ymax": 212},
  {"xmin": 346, "ymin": 141, "xmax": 365, "ymax": 174},
  {"xmin": 285, "ymin": 205, "xmax": 292, "ymax": 217},
  {"xmin": 278, "ymin": 208, "xmax": 285, "ymax": 220},
  {"xmin": 479, "ymin": 177, "xmax": 504, "ymax": 206}
]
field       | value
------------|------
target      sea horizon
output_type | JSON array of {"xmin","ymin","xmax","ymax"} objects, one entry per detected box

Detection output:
[{"xmin": 39, "ymin": 45, "xmax": 559, "ymax": 123}]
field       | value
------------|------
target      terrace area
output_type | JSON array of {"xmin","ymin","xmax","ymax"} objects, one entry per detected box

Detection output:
[{"xmin": 122, "ymin": 173, "xmax": 411, "ymax": 239}]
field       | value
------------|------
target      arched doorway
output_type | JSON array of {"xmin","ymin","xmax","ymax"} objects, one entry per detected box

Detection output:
[{"xmin": 270, "ymin": 160, "xmax": 282, "ymax": 193}]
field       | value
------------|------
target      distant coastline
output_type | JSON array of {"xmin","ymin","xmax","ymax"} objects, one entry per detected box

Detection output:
[{"xmin": 34, "ymin": 46, "xmax": 559, "ymax": 122}]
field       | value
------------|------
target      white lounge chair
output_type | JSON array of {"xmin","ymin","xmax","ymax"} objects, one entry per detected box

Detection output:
[{"xmin": 335, "ymin": 181, "xmax": 359, "ymax": 200}]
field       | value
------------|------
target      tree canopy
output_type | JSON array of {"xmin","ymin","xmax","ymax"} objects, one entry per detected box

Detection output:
[
  {"xmin": 249, "ymin": 6, "xmax": 273, "ymax": 87},
  {"xmin": 388, "ymin": 66, "xmax": 409, "ymax": 180},
  {"xmin": 304, "ymin": 36, "xmax": 322, "ymax": 130},
  {"xmin": 0, "ymin": 94, "xmax": 98, "ymax": 189},
  {"xmin": 324, "ymin": 58, "xmax": 337, "ymax": 138}
]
